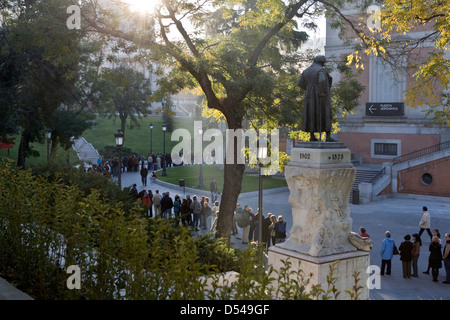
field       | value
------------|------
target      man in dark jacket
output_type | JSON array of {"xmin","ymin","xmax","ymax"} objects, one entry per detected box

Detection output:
[
  {"xmin": 160, "ymin": 192, "xmax": 174, "ymax": 219},
  {"xmin": 399, "ymin": 234, "xmax": 414, "ymax": 278},
  {"xmin": 140, "ymin": 165, "xmax": 148, "ymax": 186}
]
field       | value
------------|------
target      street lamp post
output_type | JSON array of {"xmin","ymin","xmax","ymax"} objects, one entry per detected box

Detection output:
[
  {"xmin": 114, "ymin": 130, "xmax": 124, "ymax": 189},
  {"xmin": 198, "ymin": 127, "xmax": 204, "ymax": 188},
  {"xmin": 162, "ymin": 123, "xmax": 167, "ymax": 176},
  {"xmin": 45, "ymin": 128, "xmax": 52, "ymax": 162},
  {"xmin": 258, "ymin": 141, "xmax": 268, "ymax": 246},
  {"xmin": 149, "ymin": 123, "xmax": 153, "ymax": 154}
]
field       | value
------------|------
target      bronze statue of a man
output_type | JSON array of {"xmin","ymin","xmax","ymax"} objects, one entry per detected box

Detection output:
[{"xmin": 298, "ymin": 55, "xmax": 335, "ymax": 142}]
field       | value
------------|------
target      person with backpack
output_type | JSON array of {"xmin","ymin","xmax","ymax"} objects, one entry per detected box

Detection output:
[{"xmin": 275, "ymin": 215, "xmax": 287, "ymax": 244}]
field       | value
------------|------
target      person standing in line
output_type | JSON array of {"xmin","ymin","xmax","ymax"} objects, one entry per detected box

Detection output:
[
  {"xmin": 418, "ymin": 206, "xmax": 432, "ymax": 240},
  {"xmin": 263, "ymin": 213, "xmax": 273, "ymax": 249},
  {"xmin": 211, "ymin": 201, "xmax": 220, "ymax": 232},
  {"xmin": 268, "ymin": 215, "xmax": 278, "ymax": 248},
  {"xmin": 129, "ymin": 183, "xmax": 138, "ymax": 199},
  {"xmin": 152, "ymin": 190, "xmax": 162, "ymax": 218},
  {"xmin": 190, "ymin": 195, "xmax": 202, "ymax": 231},
  {"xmin": 240, "ymin": 205, "xmax": 252, "ymax": 244},
  {"xmin": 380, "ymin": 231, "xmax": 395, "ymax": 276},
  {"xmin": 429, "ymin": 235, "xmax": 444, "ymax": 282},
  {"xmin": 442, "ymin": 233, "xmax": 450, "ymax": 284},
  {"xmin": 161, "ymin": 192, "xmax": 173, "ymax": 219},
  {"xmin": 147, "ymin": 190, "xmax": 153, "ymax": 218},
  {"xmin": 246, "ymin": 207, "xmax": 255, "ymax": 243},
  {"xmin": 173, "ymin": 195, "xmax": 181, "ymax": 223},
  {"xmin": 274, "ymin": 215, "xmax": 287, "ymax": 244},
  {"xmin": 233, "ymin": 204, "xmax": 245, "ymax": 239},
  {"xmin": 411, "ymin": 233, "xmax": 422, "ymax": 277},
  {"xmin": 200, "ymin": 196, "xmax": 207, "ymax": 230},
  {"xmin": 399, "ymin": 234, "xmax": 414, "ymax": 278},
  {"xmin": 184, "ymin": 195, "xmax": 193, "ymax": 227},
  {"xmin": 141, "ymin": 189, "xmax": 152, "ymax": 218},
  {"xmin": 180, "ymin": 198, "xmax": 188, "ymax": 226},
  {"xmin": 156, "ymin": 154, "xmax": 161, "ymax": 170},
  {"xmin": 122, "ymin": 155, "xmax": 128, "ymax": 172},
  {"xmin": 423, "ymin": 229, "xmax": 441, "ymax": 274},
  {"xmin": 147, "ymin": 154, "xmax": 153, "ymax": 171},
  {"xmin": 203, "ymin": 200, "xmax": 213, "ymax": 231},
  {"xmin": 252, "ymin": 211, "xmax": 260, "ymax": 242},
  {"xmin": 133, "ymin": 155, "xmax": 139, "ymax": 172}
]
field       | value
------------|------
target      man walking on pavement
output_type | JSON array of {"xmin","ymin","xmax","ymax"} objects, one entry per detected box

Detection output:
[{"xmin": 418, "ymin": 206, "xmax": 432, "ymax": 240}]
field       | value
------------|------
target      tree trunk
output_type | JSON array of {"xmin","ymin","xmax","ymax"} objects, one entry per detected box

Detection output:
[
  {"xmin": 215, "ymin": 162, "xmax": 245, "ymax": 240},
  {"xmin": 17, "ymin": 132, "xmax": 31, "ymax": 169},
  {"xmin": 215, "ymin": 111, "xmax": 246, "ymax": 240}
]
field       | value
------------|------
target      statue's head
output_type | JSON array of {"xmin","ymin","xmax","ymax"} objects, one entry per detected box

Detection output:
[{"xmin": 313, "ymin": 55, "xmax": 327, "ymax": 65}]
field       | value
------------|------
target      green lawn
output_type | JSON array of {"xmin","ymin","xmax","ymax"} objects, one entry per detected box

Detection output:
[
  {"xmin": 158, "ymin": 164, "xmax": 286, "ymax": 193},
  {"xmin": 1, "ymin": 116, "xmax": 287, "ymax": 193},
  {"xmin": 0, "ymin": 116, "xmax": 197, "ymax": 166},
  {"xmin": 0, "ymin": 138, "xmax": 79, "ymax": 168},
  {"xmin": 82, "ymin": 116, "xmax": 198, "ymax": 156}
]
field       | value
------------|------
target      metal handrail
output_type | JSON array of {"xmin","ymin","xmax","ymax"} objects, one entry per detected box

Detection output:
[
  {"xmin": 392, "ymin": 140, "xmax": 450, "ymax": 165},
  {"xmin": 369, "ymin": 167, "xmax": 386, "ymax": 183}
]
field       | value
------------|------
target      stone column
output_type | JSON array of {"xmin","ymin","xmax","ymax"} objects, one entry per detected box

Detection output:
[{"xmin": 268, "ymin": 142, "xmax": 370, "ymax": 300}]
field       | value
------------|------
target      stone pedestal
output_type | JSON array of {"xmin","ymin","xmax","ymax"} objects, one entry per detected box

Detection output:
[
  {"xmin": 268, "ymin": 246, "xmax": 370, "ymax": 300},
  {"xmin": 268, "ymin": 142, "xmax": 370, "ymax": 299}
]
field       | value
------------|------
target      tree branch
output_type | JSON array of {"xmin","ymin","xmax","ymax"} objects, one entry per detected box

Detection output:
[{"xmin": 247, "ymin": 0, "xmax": 309, "ymax": 68}]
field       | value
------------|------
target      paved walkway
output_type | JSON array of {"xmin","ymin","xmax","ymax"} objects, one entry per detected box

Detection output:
[{"xmin": 117, "ymin": 168, "xmax": 450, "ymax": 300}]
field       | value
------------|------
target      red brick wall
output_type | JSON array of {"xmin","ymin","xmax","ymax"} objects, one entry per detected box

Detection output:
[
  {"xmin": 397, "ymin": 157, "xmax": 450, "ymax": 197},
  {"xmin": 338, "ymin": 132, "xmax": 441, "ymax": 164}
]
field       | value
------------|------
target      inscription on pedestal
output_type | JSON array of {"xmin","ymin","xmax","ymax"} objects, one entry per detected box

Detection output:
[{"xmin": 291, "ymin": 147, "xmax": 351, "ymax": 166}]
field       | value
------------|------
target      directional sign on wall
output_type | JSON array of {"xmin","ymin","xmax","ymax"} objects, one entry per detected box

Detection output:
[{"xmin": 365, "ymin": 102, "xmax": 405, "ymax": 116}]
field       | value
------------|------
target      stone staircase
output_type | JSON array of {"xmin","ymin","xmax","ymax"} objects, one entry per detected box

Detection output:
[
  {"xmin": 72, "ymin": 137, "xmax": 100, "ymax": 165},
  {"xmin": 349, "ymin": 167, "xmax": 382, "ymax": 203}
]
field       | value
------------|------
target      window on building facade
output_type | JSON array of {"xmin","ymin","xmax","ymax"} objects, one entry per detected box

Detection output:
[{"xmin": 374, "ymin": 143, "xmax": 398, "ymax": 156}]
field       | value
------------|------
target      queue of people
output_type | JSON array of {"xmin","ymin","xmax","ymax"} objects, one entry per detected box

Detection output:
[
  {"xmin": 88, "ymin": 153, "xmax": 175, "ymax": 178},
  {"xmin": 130, "ymin": 185, "xmax": 219, "ymax": 231},
  {"xmin": 128, "ymin": 183, "xmax": 288, "ymax": 249},
  {"xmin": 365, "ymin": 206, "xmax": 450, "ymax": 284},
  {"xmin": 233, "ymin": 203, "xmax": 287, "ymax": 248}
]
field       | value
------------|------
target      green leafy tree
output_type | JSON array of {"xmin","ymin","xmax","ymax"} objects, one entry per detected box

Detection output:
[
  {"xmin": 85, "ymin": 0, "xmax": 362, "ymax": 239},
  {"xmin": 0, "ymin": 0, "xmax": 86, "ymax": 168},
  {"xmin": 99, "ymin": 65, "xmax": 152, "ymax": 143}
]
